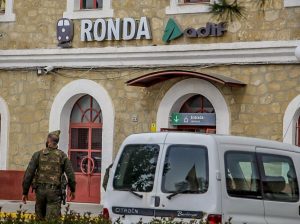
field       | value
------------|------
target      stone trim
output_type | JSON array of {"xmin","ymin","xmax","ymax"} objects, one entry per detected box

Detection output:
[
  {"xmin": 166, "ymin": 0, "xmax": 213, "ymax": 14},
  {"xmin": 0, "ymin": 0, "xmax": 16, "ymax": 23},
  {"xmin": 284, "ymin": 0, "xmax": 300, "ymax": 7},
  {"xmin": 0, "ymin": 40, "xmax": 300, "ymax": 69},
  {"xmin": 156, "ymin": 78, "xmax": 230, "ymax": 134},
  {"xmin": 49, "ymin": 79, "xmax": 115, "ymax": 204},
  {"xmin": 0, "ymin": 96, "xmax": 10, "ymax": 170},
  {"xmin": 283, "ymin": 95, "xmax": 300, "ymax": 145},
  {"xmin": 63, "ymin": 0, "xmax": 113, "ymax": 19}
]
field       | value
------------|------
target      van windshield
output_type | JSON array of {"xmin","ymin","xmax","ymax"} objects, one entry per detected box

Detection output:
[
  {"xmin": 162, "ymin": 145, "xmax": 209, "ymax": 194},
  {"xmin": 113, "ymin": 144, "xmax": 160, "ymax": 192}
]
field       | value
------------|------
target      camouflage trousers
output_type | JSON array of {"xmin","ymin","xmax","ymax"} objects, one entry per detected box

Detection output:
[{"xmin": 35, "ymin": 187, "xmax": 61, "ymax": 220}]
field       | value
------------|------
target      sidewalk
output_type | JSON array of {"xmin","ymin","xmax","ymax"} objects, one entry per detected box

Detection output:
[{"xmin": 0, "ymin": 200, "xmax": 102, "ymax": 215}]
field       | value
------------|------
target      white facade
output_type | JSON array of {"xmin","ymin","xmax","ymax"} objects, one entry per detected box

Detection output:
[
  {"xmin": 0, "ymin": 40, "xmax": 299, "ymax": 69},
  {"xmin": 0, "ymin": 96, "xmax": 9, "ymax": 170}
]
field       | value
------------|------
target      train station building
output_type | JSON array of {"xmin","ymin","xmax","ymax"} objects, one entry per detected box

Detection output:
[{"xmin": 0, "ymin": 0, "xmax": 300, "ymax": 205}]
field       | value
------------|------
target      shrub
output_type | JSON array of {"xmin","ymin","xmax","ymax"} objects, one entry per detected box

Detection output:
[{"xmin": 0, "ymin": 205, "xmax": 231, "ymax": 224}]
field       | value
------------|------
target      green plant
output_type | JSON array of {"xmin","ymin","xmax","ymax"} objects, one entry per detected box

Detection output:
[
  {"xmin": 0, "ymin": 204, "xmax": 111, "ymax": 224},
  {"xmin": 0, "ymin": 205, "xmax": 232, "ymax": 224},
  {"xmin": 210, "ymin": 0, "xmax": 272, "ymax": 22},
  {"xmin": 210, "ymin": 0, "xmax": 245, "ymax": 22}
]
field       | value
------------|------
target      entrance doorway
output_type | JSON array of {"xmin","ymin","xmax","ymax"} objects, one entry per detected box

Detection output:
[
  {"xmin": 69, "ymin": 95, "xmax": 102, "ymax": 203},
  {"xmin": 161, "ymin": 94, "xmax": 216, "ymax": 133}
]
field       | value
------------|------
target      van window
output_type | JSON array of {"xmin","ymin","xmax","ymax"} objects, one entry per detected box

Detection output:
[
  {"xmin": 259, "ymin": 154, "xmax": 299, "ymax": 202},
  {"xmin": 225, "ymin": 152, "xmax": 262, "ymax": 199},
  {"xmin": 162, "ymin": 145, "xmax": 209, "ymax": 193},
  {"xmin": 113, "ymin": 144, "xmax": 159, "ymax": 192}
]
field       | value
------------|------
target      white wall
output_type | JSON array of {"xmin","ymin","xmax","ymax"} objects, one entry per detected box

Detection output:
[{"xmin": 0, "ymin": 96, "xmax": 9, "ymax": 170}]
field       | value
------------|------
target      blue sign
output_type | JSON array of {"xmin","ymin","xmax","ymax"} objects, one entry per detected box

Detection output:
[{"xmin": 171, "ymin": 113, "xmax": 216, "ymax": 126}]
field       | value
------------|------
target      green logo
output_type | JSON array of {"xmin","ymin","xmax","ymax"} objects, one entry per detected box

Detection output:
[{"xmin": 162, "ymin": 18, "xmax": 183, "ymax": 43}]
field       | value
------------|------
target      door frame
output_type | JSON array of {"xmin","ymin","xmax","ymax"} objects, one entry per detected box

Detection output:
[
  {"xmin": 219, "ymin": 144, "xmax": 266, "ymax": 224},
  {"xmin": 49, "ymin": 79, "xmax": 115, "ymax": 204},
  {"xmin": 256, "ymin": 147, "xmax": 300, "ymax": 224}
]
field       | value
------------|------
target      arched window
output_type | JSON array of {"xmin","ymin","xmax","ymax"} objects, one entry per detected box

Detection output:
[
  {"xmin": 162, "ymin": 94, "xmax": 216, "ymax": 133},
  {"xmin": 70, "ymin": 95, "xmax": 102, "ymax": 124},
  {"xmin": 180, "ymin": 95, "xmax": 215, "ymax": 114},
  {"xmin": 178, "ymin": 94, "xmax": 216, "ymax": 133},
  {"xmin": 69, "ymin": 94, "xmax": 102, "ymax": 203}
]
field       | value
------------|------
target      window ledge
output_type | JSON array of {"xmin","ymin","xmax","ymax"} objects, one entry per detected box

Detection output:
[
  {"xmin": 63, "ymin": 8, "xmax": 114, "ymax": 19},
  {"xmin": 166, "ymin": 3, "xmax": 211, "ymax": 15},
  {"xmin": 0, "ymin": 0, "xmax": 16, "ymax": 23},
  {"xmin": 0, "ymin": 12, "xmax": 16, "ymax": 22},
  {"xmin": 284, "ymin": 0, "xmax": 300, "ymax": 7}
]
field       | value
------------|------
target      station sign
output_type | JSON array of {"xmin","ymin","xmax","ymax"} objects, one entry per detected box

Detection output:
[
  {"xmin": 56, "ymin": 17, "xmax": 225, "ymax": 48},
  {"xmin": 80, "ymin": 17, "xmax": 152, "ymax": 42},
  {"xmin": 171, "ymin": 113, "xmax": 216, "ymax": 126}
]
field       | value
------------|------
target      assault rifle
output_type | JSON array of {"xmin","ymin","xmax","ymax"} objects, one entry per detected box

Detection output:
[
  {"xmin": 31, "ymin": 177, "xmax": 37, "ymax": 193},
  {"xmin": 61, "ymin": 174, "xmax": 68, "ymax": 205}
]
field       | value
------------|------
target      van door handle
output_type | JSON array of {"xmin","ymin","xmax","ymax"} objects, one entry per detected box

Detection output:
[
  {"xmin": 298, "ymin": 205, "xmax": 300, "ymax": 216},
  {"xmin": 154, "ymin": 196, "xmax": 160, "ymax": 207}
]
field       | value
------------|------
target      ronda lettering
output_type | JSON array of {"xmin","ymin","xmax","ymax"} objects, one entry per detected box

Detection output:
[{"xmin": 81, "ymin": 17, "xmax": 152, "ymax": 42}]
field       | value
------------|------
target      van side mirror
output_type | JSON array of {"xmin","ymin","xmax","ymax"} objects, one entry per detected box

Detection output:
[{"xmin": 102, "ymin": 163, "xmax": 113, "ymax": 191}]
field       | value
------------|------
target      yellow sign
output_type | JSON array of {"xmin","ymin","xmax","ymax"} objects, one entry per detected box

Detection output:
[{"xmin": 150, "ymin": 123, "xmax": 156, "ymax": 132}]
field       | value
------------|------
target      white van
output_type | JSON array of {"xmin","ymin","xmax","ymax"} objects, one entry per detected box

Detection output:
[{"xmin": 102, "ymin": 133, "xmax": 300, "ymax": 224}]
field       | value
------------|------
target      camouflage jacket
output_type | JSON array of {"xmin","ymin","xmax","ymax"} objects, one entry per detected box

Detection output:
[{"xmin": 22, "ymin": 147, "xmax": 76, "ymax": 195}]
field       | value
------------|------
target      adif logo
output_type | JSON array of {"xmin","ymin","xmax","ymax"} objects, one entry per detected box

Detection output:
[
  {"xmin": 162, "ymin": 18, "xmax": 227, "ymax": 43},
  {"xmin": 162, "ymin": 18, "xmax": 183, "ymax": 43},
  {"xmin": 57, "ymin": 18, "xmax": 74, "ymax": 48}
]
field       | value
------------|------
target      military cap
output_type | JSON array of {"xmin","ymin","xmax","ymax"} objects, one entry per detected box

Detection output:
[{"xmin": 48, "ymin": 130, "xmax": 61, "ymax": 139}]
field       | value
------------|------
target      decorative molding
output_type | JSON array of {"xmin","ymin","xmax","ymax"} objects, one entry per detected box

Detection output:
[
  {"xmin": 0, "ymin": 0, "xmax": 16, "ymax": 23},
  {"xmin": 49, "ymin": 79, "xmax": 115, "ymax": 203},
  {"xmin": 63, "ymin": 0, "xmax": 113, "ymax": 19},
  {"xmin": 0, "ymin": 40, "xmax": 300, "ymax": 69},
  {"xmin": 166, "ymin": 0, "xmax": 212, "ymax": 14},
  {"xmin": 284, "ymin": 0, "xmax": 300, "ymax": 7},
  {"xmin": 283, "ymin": 95, "xmax": 300, "ymax": 145},
  {"xmin": 156, "ymin": 78, "xmax": 230, "ymax": 134},
  {"xmin": 0, "ymin": 96, "xmax": 10, "ymax": 170}
]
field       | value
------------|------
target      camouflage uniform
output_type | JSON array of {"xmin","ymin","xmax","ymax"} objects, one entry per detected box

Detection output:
[{"xmin": 22, "ymin": 131, "xmax": 76, "ymax": 220}]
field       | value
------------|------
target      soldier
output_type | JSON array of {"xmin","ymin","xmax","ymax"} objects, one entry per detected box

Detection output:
[{"xmin": 22, "ymin": 130, "xmax": 76, "ymax": 220}]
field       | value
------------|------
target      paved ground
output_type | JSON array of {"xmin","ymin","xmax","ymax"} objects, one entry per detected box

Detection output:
[{"xmin": 0, "ymin": 200, "xmax": 102, "ymax": 215}]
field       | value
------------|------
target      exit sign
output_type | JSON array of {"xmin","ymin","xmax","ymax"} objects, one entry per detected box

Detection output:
[{"xmin": 171, "ymin": 113, "xmax": 216, "ymax": 126}]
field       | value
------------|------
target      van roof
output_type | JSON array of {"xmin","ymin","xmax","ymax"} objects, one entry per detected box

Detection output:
[{"xmin": 124, "ymin": 132, "xmax": 300, "ymax": 153}]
